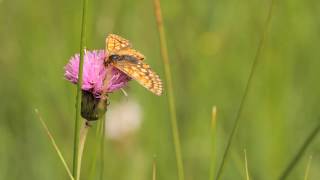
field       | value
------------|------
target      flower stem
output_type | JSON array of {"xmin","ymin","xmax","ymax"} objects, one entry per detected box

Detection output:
[
  {"xmin": 73, "ymin": 0, "xmax": 89, "ymax": 178},
  {"xmin": 215, "ymin": 0, "xmax": 275, "ymax": 179},
  {"xmin": 153, "ymin": 0, "xmax": 184, "ymax": 180},
  {"xmin": 279, "ymin": 122, "xmax": 320, "ymax": 180}
]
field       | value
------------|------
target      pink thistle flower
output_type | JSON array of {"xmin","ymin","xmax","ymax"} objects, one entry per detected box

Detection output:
[{"xmin": 64, "ymin": 50, "xmax": 131, "ymax": 97}]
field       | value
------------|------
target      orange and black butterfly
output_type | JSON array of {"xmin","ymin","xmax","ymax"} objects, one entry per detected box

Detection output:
[{"xmin": 105, "ymin": 34, "xmax": 163, "ymax": 96}]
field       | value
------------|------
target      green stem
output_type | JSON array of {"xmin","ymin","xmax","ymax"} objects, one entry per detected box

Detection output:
[
  {"xmin": 100, "ymin": 116, "xmax": 106, "ymax": 180},
  {"xmin": 73, "ymin": 0, "xmax": 89, "ymax": 178},
  {"xmin": 209, "ymin": 107, "xmax": 217, "ymax": 180},
  {"xmin": 279, "ymin": 122, "xmax": 320, "ymax": 180},
  {"xmin": 153, "ymin": 0, "xmax": 184, "ymax": 180},
  {"xmin": 34, "ymin": 109, "xmax": 74, "ymax": 180},
  {"xmin": 244, "ymin": 149, "xmax": 250, "ymax": 180},
  {"xmin": 303, "ymin": 155, "xmax": 313, "ymax": 180},
  {"xmin": 153, "ymin": 157, "xmax": 157, "ymax": 180},
  {"xmin": 89, "ymin": 118, "xmax": 103, "ymax": 180},
  {"xmin": 77, "ymin": 122, "xmax": 90, "ymax": 180},
  {"xmin": 215, "ymin": 0, "xmax": 275, "ymax": 179}
]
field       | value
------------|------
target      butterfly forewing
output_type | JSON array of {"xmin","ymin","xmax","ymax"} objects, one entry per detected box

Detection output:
[
  {"xmin": 106, "ymin": 34, "xmax": 131, "ymax": 53},
  {"xmin": 111, "ymin": 60, "xmax": 163, "ymax": 96}
]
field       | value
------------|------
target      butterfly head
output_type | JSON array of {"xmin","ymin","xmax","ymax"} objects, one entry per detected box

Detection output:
[
  {"xmin": 109, "ymin": 54, "xmax": 121, "ymax": 61},
  {"xmin": 105, "ymin": 54, "xmax": 121, "ymax": 65}
]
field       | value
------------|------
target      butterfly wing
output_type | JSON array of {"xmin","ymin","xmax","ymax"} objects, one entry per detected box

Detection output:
[
  {"xmin": 106, "ymin": 34, "xmax": 131, "ymax": 53},
  {"xmin": 105, "ymin": 34, "xmax": 161, "ymax": 95},
  {"xmin": 111, "ymin": 60, "xmax": 163, "ymax": 96},
  {"xmin": 117, "ymin": 48, "xmax": 145, "ymax": 61},
  {"xmin": 106, "ymin": 34, "xmax": 145, "ymax": 60}
]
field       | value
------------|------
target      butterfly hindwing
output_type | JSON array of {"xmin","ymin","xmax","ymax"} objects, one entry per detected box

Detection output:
[{"xmin": 111, "ymin": 60, "xmax": 163, "ymax": 96}]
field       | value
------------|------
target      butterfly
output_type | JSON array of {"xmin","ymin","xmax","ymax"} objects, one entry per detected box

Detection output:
[{"xmin": 105, "ymin": 34, "xmax": 163, "ymax": 96}]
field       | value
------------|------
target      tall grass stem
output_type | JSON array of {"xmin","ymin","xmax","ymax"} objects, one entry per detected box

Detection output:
[
  {"xmin": 34, "ymin": 109, "xmax": 74, "ymax": 180},
  {"xmin": 209, "ymin": 106, "xmax": 217, "ymax": 180},
  {"xmin": 89, "ymin": 119, "xmax": 103, "ymax": 180},
  {"xmin": 303, "ymin": 155, "xmax": 313, "ymax": 180},
  {"xmin": 153, "ymin": 157, "xmax": 157, "ymax": 180},
  {"xmin": 73, "ymin": 0, "xmax": 89, "ymax": 178},
  {"xmin": 244, "ymin": 149, "xmax": 250, "ymax": 180},
  {"xmin": 77, "ymin": 122, "xmax": 90, "ymax": 180},
  {"xmin": 215, "ymin": 0, "xmax": 275, "ymax": 179},
  {"xmin": 100, "ymin": 116, "xmax": 106, "ymax": 180},
  {"xmin": 279, "ymin": 122, "xmax": 320, "ymax": 180},
  {"xmin": 153, "ymin": 0, "xmax": 184, "ymax": 180}
]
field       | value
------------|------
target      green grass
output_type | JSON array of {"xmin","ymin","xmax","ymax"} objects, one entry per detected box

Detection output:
[
  {"xmin": 153, "ymin": 0, "xmax": 184, "ymax": 179},
  {"xmin": 279, "ymin": 121, "xmax": 320, "ymax": 179},
  {"xmin": 73, "ymin": 0, "xmax": 89, "ymax": 179},
  {"xmin": 215, "ymin": 0, "xmax": 276, "ymax": 178},
  {"xmin": 303, "ymin": 156, "xmax": 313, "ymax": 180},
  {"xmin": 1, "ymin": 0, "xmax": 320, "ymax": 179},
  {"xmin": 34, "ymin": 109, "xmax": 74, "ymax": 180},
  {"xmin": 209, "ymin": 106, "xmax": 217, "ymax": 180},
  {"xmin": 244, "ymin": 149, "xmax": 250, "ymax": 180}
]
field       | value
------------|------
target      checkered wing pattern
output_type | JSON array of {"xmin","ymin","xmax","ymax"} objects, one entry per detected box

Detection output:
[
  {"xmin": 105, "ymin": 33, "xmax": 163, "ymax": 96},
  {"xmin": 110, "ymin": 60, "xmax": 163, "ymax": 96},
  {"xmin": 106, "ymin": 34, "xmax": 131, "ymax": 53}
]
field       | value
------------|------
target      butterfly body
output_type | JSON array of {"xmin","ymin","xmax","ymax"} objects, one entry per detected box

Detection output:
[
  {"xmin": 107, "ymin": 54, "xmax": 139, "ymax": 64},
  {"xmin": 105, "ymin": 34, "xmax": 163, "ymax": 96}
]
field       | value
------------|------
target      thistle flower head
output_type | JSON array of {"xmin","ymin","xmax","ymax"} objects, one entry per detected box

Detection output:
[{"xmin": 64, "ymin": 50, "xmax": 130, "ymax": 97}]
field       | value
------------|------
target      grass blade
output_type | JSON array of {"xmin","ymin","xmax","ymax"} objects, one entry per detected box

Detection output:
[
  {"xmin": 153, "ymin": 156, "xmax": 157, "ymax": 180},
  {"xmin": 215, "ymin": 0, "xmax": 276, "ymax": 179},
  {"xmin": 34, "ymin": 109, "xmax": 74, "ymax": 180},
  {"xmin": 89, "ymin": 118, "xmax": 103, "ymax": 180},
  {"xmin": 153, "ymin": 0, "xmax": 184, "ymax": 180},
  {"xmin": 100, "ymin": 116, "xmax": 106, "ymax": 180},
  {"xmin": 77, "ymin": 121, "xmax": 90, "ymax": 180},
  {"xmin": 73, "ymin": 0, "xmax": 89, "ymax": 178},
  {"xmin": 209, "ymin": 106, "xmax": 217, "ymax": 180},
  {"xmin": 244, "ymin": 149, "xmax": 250, "ymax": 180},
  {"xmin": 303, "ymin": 155, "xmax": 313, "ymax": 180},
  {"xmin": 279, "ymin": 122, "xmax": 320, "ymax": 180}
]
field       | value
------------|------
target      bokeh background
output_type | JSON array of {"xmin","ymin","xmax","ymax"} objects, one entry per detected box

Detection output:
[{"xmin": 1, "ymin": 0, "xmax": 320, "ymax": 179}]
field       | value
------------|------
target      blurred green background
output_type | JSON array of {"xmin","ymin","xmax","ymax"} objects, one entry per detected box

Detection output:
[{"xmin": 1, "ymin": 0, "xmax": 320, "ymax": 179}]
